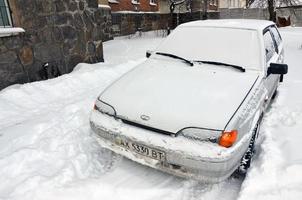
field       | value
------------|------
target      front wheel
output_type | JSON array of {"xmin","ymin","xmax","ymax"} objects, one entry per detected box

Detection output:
[
  {"xmin": 236, "ymin": 120, "xmax": 261, "ymax": 176},
  {"xmin": 272, "ymin": 89, "xmax": 278, "ymax": 100}
]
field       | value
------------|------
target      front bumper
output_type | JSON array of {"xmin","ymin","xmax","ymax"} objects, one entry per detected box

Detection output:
[{"xmin": 90, "ymin": 110, "xmax": 250, "ymax": 183}]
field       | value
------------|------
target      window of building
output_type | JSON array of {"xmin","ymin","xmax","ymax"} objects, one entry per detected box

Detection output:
[
  {"xmin": 132, "ymin": 0, "xmax": 140, "ymax": 5},
  {"xmin": 0, "ymin": 0, "xmax": 12, "ymax": 27},
  {"xmin": 150, "ymin": 0, "xmax": 156, "ymax": 6}
]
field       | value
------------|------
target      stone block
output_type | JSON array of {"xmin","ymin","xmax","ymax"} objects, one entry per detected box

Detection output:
[
  {"xmin": 69, "ymin": 1, "xmax": 78, "ymax": 12},
  {"xmin": 4, "ymin": 36, "xmax": 23, "ymax": 50},
  {"xmin": 61, "ymin": 25, "xmax": 77, "ymax": 40},
  {"xmin": 95, "ymin": 42, "xmax": 104, "ymax": 62},
  {"xmin": 94, "ymin": 9, "xmax": 105, "ymax": 25},
  {"xmin": 54, "ymin": 12, "xmax": 73, "ymax": 25},
  {"xmin": 34, "ymin": 43, "xmax": 62, "ymax": 62},
  {"xmin": 83, "ymin": 11, "xmax": 94, "ymax": 31},
  {"xmin": 0, "ymin": 51, "xmax": 17, "ymax": 64},
  {"xmin": 37, "ymin": 27, "xmax": 54, "ymax": 44},
  {"xmin": 52, "ymin": 27, "xmax": 64, "ymax": 42},
  {"xmin": 36, "ymin": 0, "xmax": 55, "ymax": 13},
  {"xmin": 73, "ymin": 13, "xmax": 85, "ymax": 29},
  {"xmin": 0, "ymin": 45, "xmax": 7, "ymax": 54},
  {"xmin": 87, "ymin": 41, "xmax": 96, "ymax": 54},
  {"xmin": 55, "ymin": 0, "xmax": 66, "ymax": 12},
  {"xmin": 34, "ymin": 16, "xmax": 48, "ymax": 29},
  {"xmin": 87, "ymin": 0, "xmax": 98, "ymax": 8},
  {"xmin": 19, "ymin": 46, "xmax": 34, "ymax": 66},
  {"xmin": 79, "ymin": 0, "xmax": 85, "ymax": 10},
  {"xmin": 67, "ymin": 54, "xmax": 84, "ymax": 72}
]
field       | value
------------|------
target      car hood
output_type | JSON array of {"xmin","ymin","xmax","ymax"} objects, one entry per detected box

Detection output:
[{"xmin": 100, "ymin": 58, "xmax": 259, "ymax": 133}]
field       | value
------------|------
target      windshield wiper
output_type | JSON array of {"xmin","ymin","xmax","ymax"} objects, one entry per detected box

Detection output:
[
  {"xmin": 194, "ymin": 60, "xmax": 245, "ymax": 72},
  {"xmin": 156, "ymin": 52, "xmax": 194, "ymax": 66}
]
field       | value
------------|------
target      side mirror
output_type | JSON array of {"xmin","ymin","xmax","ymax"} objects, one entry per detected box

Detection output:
[
  {"xmin": 146, "ymin": 50, "xmax": 153, "ymax": 58},
  {"xmin": 268, "ymin": 63, "xmax": 288, "ymax": 75}
]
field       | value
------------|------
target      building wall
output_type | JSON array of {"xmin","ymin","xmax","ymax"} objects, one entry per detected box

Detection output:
[
  {"xmin": 219, "ymin": 8, "xmax": 268, "ymax": 19},
  {"xmin": 111, "ymin": 11, "xmax": 219, "ymax": 36},
  {"xmin": 0, "ymin": 0, "xmax": 112, "ymax": 90},
  {"xmin": 219, "ymin": 0, "xmax": 246, "ymax": 8},
  {"xmin": 98, "ymin": 0, "xmax": 109, "ymax": 5},
  {"xmin": 111, "ymin": 13, "xmax": 169, "ymax": 35},
  {"xmin": 109, "ymin": 0, "xmax": 159, "ymax": 12},
  {"xmin": 159, "ymin": 0, "xmax": 218, "ymax": 14}
]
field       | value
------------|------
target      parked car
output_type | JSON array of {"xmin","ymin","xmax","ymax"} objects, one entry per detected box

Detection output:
[{"xmin": 90, "ymin": 19, "xmax": 288, "ymax": 183}]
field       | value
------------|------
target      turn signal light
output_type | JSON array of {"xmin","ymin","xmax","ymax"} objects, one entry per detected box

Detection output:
[{"xmin": 219, "ymin": 130, "xmax": 238, "ymax": 148}]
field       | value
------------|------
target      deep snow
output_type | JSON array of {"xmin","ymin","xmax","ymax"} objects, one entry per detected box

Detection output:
[
  {"xmin": 0, "ymin": 29, "xmax": 301, "ymax": 200},
  {"xmin": 238, "ymin": 27, "xmax": 302, "ymax": 200}
]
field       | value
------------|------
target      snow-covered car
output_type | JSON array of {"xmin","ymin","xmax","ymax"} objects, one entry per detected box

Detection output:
[{"xmin": 90, "ymin": 19, "xmax": 288, "ymax": 183}]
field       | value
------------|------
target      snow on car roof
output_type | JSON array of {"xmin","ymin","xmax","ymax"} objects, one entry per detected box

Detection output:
[{"xmin": 180, "ymin": 19, "xmax": 275, "ymax": 31}]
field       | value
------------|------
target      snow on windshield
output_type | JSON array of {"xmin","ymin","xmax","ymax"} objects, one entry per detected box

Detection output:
[{"xmin": 156, "ymin": 27, "xmax": 262, "ymax": 70}]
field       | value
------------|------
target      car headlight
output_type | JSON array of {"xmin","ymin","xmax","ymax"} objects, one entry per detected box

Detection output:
[
  {"xmin": 93, "ymin": 99, "xmax": 116, "ymax": 116},
  {"xmin": 178, "ymin": 128, "xmax": 221, "ymax": 143}
]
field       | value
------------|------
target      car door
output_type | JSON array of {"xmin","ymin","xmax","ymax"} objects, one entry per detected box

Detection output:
[{"xmin": 263, "ymin": 27, "xmax": 282, "ymax": 99}]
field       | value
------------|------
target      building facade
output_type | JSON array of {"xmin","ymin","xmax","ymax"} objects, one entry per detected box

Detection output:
[
  {"xmin": 0, "ymin": 0, "xmax": 112, "ymax": 90},
  {"xmin": 219, "ymin": 0, "xmax": 246, "ymax": 8},
  {"xmin": 107, "ymin": 0, "xmax": 159, "ymax": 12},
  {"xmin": 159, "ymin": 0, "xmax": 219, "ymax": 14}
]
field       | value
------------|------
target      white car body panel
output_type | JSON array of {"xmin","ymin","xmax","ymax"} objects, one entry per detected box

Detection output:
[{"xmin": 101, "ymin": 58, "xmax": 259, "ymax": 132}]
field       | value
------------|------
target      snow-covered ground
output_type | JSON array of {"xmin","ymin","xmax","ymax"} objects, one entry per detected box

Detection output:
[
  {"xmin": 0, "ymin": 29, "xmax": 301, "ymax": 200},
  {"xmin": 238, "ymin": 27, "xmax": 302, "ymax": 200}
]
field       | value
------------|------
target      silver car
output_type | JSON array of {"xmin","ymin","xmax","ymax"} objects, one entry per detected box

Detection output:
[{"xmin": 90, "ymin": 19, "xmax": 288, "ymax": 183}]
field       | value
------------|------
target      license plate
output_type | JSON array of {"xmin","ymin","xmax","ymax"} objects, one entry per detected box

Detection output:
[{"xmin": 115, "ymin": 138, "xmax": 165, "ymax": 161}]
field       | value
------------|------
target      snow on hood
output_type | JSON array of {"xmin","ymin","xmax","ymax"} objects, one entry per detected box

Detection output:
[{"xmin": 100, "ymin": 58, "xmax": 259, "ymax": 133}]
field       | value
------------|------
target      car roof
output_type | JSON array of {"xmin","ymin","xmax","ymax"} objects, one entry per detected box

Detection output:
[{"xmin": 179, "ymin": 19, "xmax": 275, "ymax": 31}]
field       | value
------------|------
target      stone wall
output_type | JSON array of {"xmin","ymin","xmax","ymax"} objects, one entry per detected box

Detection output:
[
  {"xmin": 111, "ymin": 13, "xmax": 171, "ymax": 36},
  {"xmin": 175, "ymin": 11, "xmax": 219, "ymax": 25},
  {"xmin": 111, "ymin": 11, "xmax": 219, "ymax": 36},
  {"xmin": 109, "ymin": 0, "xmax": 159, "ymax": 12},
  {"xmin": 0, "ymin": 0, "xmax": 112, "ymax": 90},
  {"xmin": 219, "ymin": 8, "xmax": 269, "ymax": 20}
]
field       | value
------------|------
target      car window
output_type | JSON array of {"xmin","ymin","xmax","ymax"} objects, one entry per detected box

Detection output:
[
  {"xmin": 263, "ymin": 31, "xmax": 277, "ymax": 62},
  {"xmin": 270, "ymin": 26, "xmax": 282, "ymax": 47},
  {"xmin": 156, "ymin": 27, "xmax": 262, "ymax": 70}
]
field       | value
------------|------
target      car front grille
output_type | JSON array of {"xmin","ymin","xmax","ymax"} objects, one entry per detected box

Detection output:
[{"xmin": 120, "ymin": 118, "xmax": 175, "ymax": 136}]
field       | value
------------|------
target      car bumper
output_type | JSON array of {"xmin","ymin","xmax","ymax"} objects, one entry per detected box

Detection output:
[{"xmin": 90, "ymin": 110, "xmax": 251, "ymax": 183}]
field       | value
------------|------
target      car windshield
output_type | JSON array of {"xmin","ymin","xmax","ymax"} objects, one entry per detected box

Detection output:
[{"xmin": 155, "ymin": 27, "xmax": 262, "ymax": 70}]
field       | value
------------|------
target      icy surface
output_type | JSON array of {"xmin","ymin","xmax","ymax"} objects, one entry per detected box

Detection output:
[{"xmin": 0, "ymin": 29, "xmax": 301, "ymax": 200}]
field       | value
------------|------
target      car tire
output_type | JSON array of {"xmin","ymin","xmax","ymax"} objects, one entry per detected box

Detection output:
[
  {"xmin": 236, "ymin": 119, "xmax": 261, "ymax": 176},
  {"xmin": 272, "ymin": 89, "xmax": 278, "ymax": 100}
]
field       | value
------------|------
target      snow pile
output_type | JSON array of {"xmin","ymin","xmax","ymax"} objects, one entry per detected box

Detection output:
[
  {"xmin": 0, "ymin": 61, "xmax": 141, "ymax": 199},
  {"xmin": 0, "ymin": 29, "xmax": 302, "ymax": 200},
  {"xmin": 0, "ymin": 32, "xmax": 242, "ymax": 200},
  {"xmin": 238, "ymin": 27, "xmax": 302, "ymax": 200}
]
